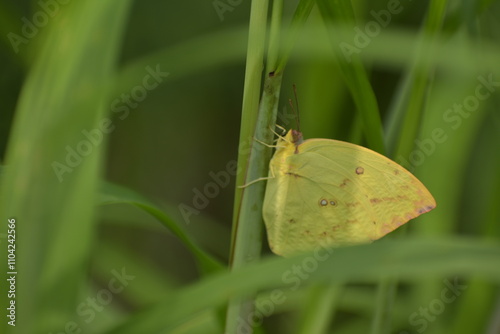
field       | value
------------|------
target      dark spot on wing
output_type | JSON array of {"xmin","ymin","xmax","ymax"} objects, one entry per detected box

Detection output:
[
  {"xmin": 340, "ymin": 178, "xmax": 351, "ymax": 187},
  {"xmin": 319, "ymin": 198, "xmax": 338, "ymax": 207},
  {"xmin": 355, "ymin": 167, "xmax": 364, "ymax": 175}
]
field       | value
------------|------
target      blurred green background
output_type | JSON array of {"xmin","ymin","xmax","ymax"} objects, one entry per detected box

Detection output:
[{"xmin": 1, "ymin": 0, "xmax": 500, "ymax": 333}]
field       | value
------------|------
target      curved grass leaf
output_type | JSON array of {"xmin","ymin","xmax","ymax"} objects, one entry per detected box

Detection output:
[
  {"xmin": 99, "ymin": 181, "xmax": 224, "ymax": 274},
  {"xmin": 106, "ymin": 237, "xmax": 500, "ymax": 334}
]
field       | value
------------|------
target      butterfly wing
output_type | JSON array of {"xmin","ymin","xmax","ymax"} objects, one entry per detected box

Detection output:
[{"xmin": 263, "ymin": 137, "xmax": 436, "ymax": 257}]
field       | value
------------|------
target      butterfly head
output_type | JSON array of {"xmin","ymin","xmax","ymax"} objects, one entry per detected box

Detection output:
[
  {"xmin": 274, "ymin": 129, "xmax": 304, "ymax": 157},
  {"xmin": 289, "ymin": 129, "xmax": 303, "ymax": 145}
]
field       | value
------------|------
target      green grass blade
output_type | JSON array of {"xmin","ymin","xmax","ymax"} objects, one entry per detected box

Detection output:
[
  {"xmin": 370, "ymin": 278, "xmax": 398, "ymax": 334},
  {"xmin": 449, "ymin": 69, "xmax": 500, "ymax": 334},
  {"xmin": 0, "ymin": 1, "xmax": 132, "ymax": 332},
  {"xmin": 315, "ymin": 0, "xmax": 385, "ymax": 153},
  {"xmin": 296, "ymin": 283, "xmax": 342, "ymax": 334},
  {"xmin": 225, "ymin": 0, "xmax": 270, "ymax": 332},
  {"xmin": 373, "ymin": 2, "xmax": 449, "ymax": 332},
  {"xmin": 388, "ymin": 1, "xmax": 449, "ymax": 161},
  {"xmin": 266, "ymin": 0, "xmax": 283, "ymax": 73},
  {"xmin": 105, "ymin": 238, "xmax": 500, "ymax": 334},
  {"xmin": 99, "ymin": 181, "xmax": 224, "ymax": 274},
  {"xmin": 276, "ymin": 0, "xmax": 315, "ymax": 73},
  {"xmin": 227, "ymin": 1, "xmax": 317, "ymax": 332}
]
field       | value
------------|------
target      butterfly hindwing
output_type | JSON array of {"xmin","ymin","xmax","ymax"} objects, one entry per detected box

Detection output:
[{"xmin": 263, "ymin": 130, "xmax": 436, "ymax": 257}]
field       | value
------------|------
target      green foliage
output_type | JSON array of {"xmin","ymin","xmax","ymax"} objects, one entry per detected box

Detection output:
[{"xmin": 0, "ymin": 1, "xmax": 499, "ymax": 333}]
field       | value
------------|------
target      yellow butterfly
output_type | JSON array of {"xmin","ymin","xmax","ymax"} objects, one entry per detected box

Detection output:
[{"xmin": 262, "ymin": 129, "xmax": 436, "ymax": 257}]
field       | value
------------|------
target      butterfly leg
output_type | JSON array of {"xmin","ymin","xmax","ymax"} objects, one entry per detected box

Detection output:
[
  {"xmin": 274, "ymin": 124, "xmax": 286, "ymax": 135},
  {"xmin": 238, "ymin": 176, "xmax": 270, "ymax": 188},
  {"xmin": 253, "ymin": 125, "xmax": 289, "ymax": 148},
  {"xmin": 238, "ymin": 167, "xmax": 276, "ymax": 188},
  {"xmin": 254, "ymin": 137, "xmax": 277, "ymax": 148}
]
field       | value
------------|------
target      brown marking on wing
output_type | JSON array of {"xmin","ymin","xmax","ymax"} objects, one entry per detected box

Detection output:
[
  {"xmin": 340, "ymin": 178, "xmax": 351, "ymax": 188},
  {"xmin": 370, "ymin": 195, "xmax": 410, "ymax": 204},
  {"xmin": 418, "ymin": 205, "xmax": 435, "ymax": 214}
]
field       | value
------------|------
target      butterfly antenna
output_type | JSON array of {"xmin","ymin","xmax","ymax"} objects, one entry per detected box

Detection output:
[
  {"xmin": 288, "ymin": 98, "xmax": 300, "ymax": 133},
  {"xmin": 293, "ymin": 84, "xmax": 301, "ymax": 132}
]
